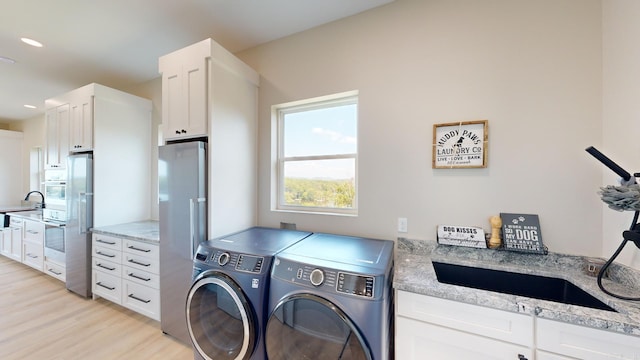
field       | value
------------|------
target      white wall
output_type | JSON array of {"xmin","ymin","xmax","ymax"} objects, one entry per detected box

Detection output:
[
  {"xmin": 602, "ymin": 0, "xmax": 640, "ymax": 268},
  {"xmin": 238, "ymin": 0, "xmax": 605, "ymax": 256},
  {"xmin": 0, "ymin": 130, "xmax": 24, "ymax": 205}
]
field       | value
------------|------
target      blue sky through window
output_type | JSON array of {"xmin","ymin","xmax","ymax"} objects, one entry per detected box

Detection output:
[{"xmin": 283, "ymin": 103, "xmax": 357, "ymax": 180}]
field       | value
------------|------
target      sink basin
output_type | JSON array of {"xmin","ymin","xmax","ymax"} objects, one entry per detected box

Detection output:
[{"xmin": 432, "ymin": 261, "xmax": 616, "ymax": 312}]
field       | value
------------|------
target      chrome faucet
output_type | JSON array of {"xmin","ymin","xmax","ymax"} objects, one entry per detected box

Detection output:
[{"xmin": 24, "ymin": 190, "xmax": 46, "ymax": 209}]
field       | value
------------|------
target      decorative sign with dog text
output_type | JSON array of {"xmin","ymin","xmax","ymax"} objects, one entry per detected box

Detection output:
[
  {"xmin": 433, "ymin": 120, "xmax": 488, "ymax": 169},
  {"xmin": 437, "ymin": 225, "xmax": 487, "ymax": 248},
  {"xmin": 500, "ymin": 213, "xmax": 546, "ymax": 254}
]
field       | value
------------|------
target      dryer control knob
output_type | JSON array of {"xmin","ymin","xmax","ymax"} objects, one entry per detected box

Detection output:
[
  {"xmin": 310, "ymin": 268, "xmax": 324, "ymax": 286},
  {"xmin": 218, "ymin": 252, "xmax": 230, "ymax": 266}
]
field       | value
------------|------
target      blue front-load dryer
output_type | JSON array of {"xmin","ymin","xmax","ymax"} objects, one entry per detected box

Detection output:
[
  {"xmin": 265, "ymin": 233, "xmax": 395, "ymax": 360},
  {"xmin": 186, "ymin": 227, "xmax": 311, "ymax": 360}
]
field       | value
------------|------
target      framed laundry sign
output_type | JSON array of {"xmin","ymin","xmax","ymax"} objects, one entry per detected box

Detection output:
[{"xmin": 432, "ymin": 120, "xmax": 488, "ymax": 169}]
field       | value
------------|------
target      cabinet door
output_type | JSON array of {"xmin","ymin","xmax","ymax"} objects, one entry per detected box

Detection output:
[
  {"xmin": 10, "ymin": 226, "xmax": 22, "ymax": 261},
  {"xmin": 45, "ymin": 104, "xmax": 70, "ymax": 169},
  {"xmin": 70, "ymin": 95, "xmax": 93, "ymax": 151},
  {"xmin": 162, "ymin": 56, "xmax": 207, "ymax": 140},
  {"xmin": 0, "ymin": 228, "xmax": 10, "ymax": 256},
  {"xmin": 537, "ymin": 318, "xmax": 640, "ymax": 359},
  {"xmin": 396, "ymin": 316, "xmax": 533, "ymax": 360}
]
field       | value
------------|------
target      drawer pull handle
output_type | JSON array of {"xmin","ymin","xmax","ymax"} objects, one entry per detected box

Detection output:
[
  {"xmin": 96, "ymin": 251, "xmax": 115, "ymax": 258},
  {"xmin": 128, "ymin": 294, "xmax": 151, "ymax": 304},
  {"xmin": 128, "ymin": 259, "xmax": 150, "ymax": 267},
  {"xmin": 97, "ymin": 263, "xmax": 116, "ymax": 271},
  {"xmin": 26, "ymin": 253, "xmax": 38, "ymax": 259},
  {"xmin": 128, "ymin": 245, "xmax": 151, "ymax": 253},
  {"xmin": 97, "ymin": 239, "xmax": 116, "ymax": 245},
  {"xmin": 128, "ymin": 272, "xmax": 151, "ymax": 282},
  {"xmin": 97, "ymin": 282, "xmax": 115, "ymax": 291},
  {"xmin": 48, "ymin": 268, "xmax": 62, "ymax": 276}
]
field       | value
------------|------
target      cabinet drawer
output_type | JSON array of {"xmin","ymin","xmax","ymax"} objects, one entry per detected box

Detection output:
[
  {"xmin": 93, "ymin": 257, "xmax": 122, "ymax": 275},
  {"xmin": 22, "ymin": 241, "xmax": 44, "ymax": 270},
  {"xmin": 122, "ymin": 280, "xmax": 160, "ymax": 321},
  {"xmin": 93, "ymin": 244, "xmax": 122, "ymax": 264},
  {"xmin": 123, "ymin": 265, "xmax": 159, "ymax": 289},
  {"xmin": 93, "ymin": 270, "xmax": 121, "ymax": 304},
  {"xmin": 537, "ymin": 318, "xmax": 640, "ymax": 359},
  {"xmin": 123, "ymin": 252, "xmax": 159, "ymax": 275},
  {"xmin": 123, "ymin": 239, "xmax": 158, "ymax": 259},
  {"xmin": 24, "ymin": 220, "xmax": 45, "ymax": 244},
  {"xmin": 396, "ymin": 290, "xmax": 533, "ymax": 347},
  {"xmin": 44, "ymin": 260, "xmax": 66, "ymax": 282},
  {"xmin": 93, "ymin": 234, "xmax": 122, "ymax": 251}
]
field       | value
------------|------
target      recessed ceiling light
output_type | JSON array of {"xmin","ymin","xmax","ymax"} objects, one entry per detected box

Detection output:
[
  {"xmin": 24, "ymin": 104, "xmax": 37, "ymax": 109},
  {"xmin": 0, "ymin": 56, "xmax": 16, "ymax": 64},
  {"xmin": 21, "ymin": 37, "xmax": 43, "ymax": 48}
]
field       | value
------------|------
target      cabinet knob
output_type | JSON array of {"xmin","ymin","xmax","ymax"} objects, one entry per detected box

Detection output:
[
  {"xmin": 181, "ymin": 129, "xmax": 187, "ymax": 134},
  {"xmin": 517, "ymin": 355, "xmax": 528, "ymax": 360},
  {"xmin": 175, "ymin": 130, "xmax": 181, "ymax": 134}
]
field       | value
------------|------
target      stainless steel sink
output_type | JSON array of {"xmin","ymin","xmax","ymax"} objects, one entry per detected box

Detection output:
[{"xmin": 432, "ymin": 261, "xmax": 616, "ymax": 312}]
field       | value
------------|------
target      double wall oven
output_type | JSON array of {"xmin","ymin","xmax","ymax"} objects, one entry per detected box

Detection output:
[{"xmin": 43, "ymin": 169, "xmax": 67, "ymax": 263}]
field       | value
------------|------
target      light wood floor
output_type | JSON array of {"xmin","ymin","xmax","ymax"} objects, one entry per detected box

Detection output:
[{"xmin": 0, "ymin": 255, "xmax": 193, "ymax": 360}]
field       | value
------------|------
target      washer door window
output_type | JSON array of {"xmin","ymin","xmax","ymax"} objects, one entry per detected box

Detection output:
[
  {"xmin": 187, "ymin": 273, "xmax": 256, "ymax": 360},
  {"xmin": 266, "ymin": 294, "xmax": 371, "ymax": 360}
]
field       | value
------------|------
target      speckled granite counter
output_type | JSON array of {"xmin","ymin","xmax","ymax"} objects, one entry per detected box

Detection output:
[
  {"xmin": 394, "ymin": 237, "xmax": 640, "ymax": 337},
  {"xmin": 92, "ymin": 220, "xmax": 159, "ymax": 243}
]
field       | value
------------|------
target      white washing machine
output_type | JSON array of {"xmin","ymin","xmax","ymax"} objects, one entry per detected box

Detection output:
[{"xmin": 265, "ymin": 233, "xmax": 394, "ymax": 360}]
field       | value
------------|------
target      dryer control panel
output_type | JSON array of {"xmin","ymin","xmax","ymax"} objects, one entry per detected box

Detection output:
[{"xmin": 273, "ymin": 258, "xmax": 378, "ymax": 299}]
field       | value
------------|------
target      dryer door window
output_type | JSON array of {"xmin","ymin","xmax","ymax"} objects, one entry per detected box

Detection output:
[
  {"xmin": 187, "ymin": 273, "xmax": 256, "ymax": 360},
  {"xmin": 265, "ymin": 293, "xmax": 371, "ymax": 360}
]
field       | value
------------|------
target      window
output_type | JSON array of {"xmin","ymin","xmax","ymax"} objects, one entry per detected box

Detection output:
[{"xmin": 274, "ymin": 91, "xmax": 358, "ymax": 215}]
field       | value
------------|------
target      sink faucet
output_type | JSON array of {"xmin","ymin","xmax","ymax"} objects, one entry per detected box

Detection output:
[{"xmin": 24, "ymin": 191, "xmax": 46, "ymax": 209}]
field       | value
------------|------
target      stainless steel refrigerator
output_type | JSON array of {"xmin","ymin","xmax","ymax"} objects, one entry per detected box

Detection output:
[
  {"xmin": 159, "ymin": 141, "xmax": 207, "ymax": 345},
  {"xmin": 66, "ymin": 153, "xmax": 94, "ymax": 298}
]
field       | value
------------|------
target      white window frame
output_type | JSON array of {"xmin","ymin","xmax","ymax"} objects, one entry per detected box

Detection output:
[{"xmin": 273, "ymin": 91, "xmax": 358, "ymax": 216}]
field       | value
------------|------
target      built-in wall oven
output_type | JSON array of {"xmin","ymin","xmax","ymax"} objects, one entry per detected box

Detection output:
[
  {"xmin": 44, "ymin": 169, "xmax": 66, "ymax": 209},
  {"xmin": 43, "ymin": 208, "xmax": 66, "ymax": 264}
]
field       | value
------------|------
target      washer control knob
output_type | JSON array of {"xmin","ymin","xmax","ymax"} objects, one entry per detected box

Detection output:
[
  {"xmin": 310, "ymin": 268, "xmax": 325, "ymax": 286},
  {"xmin": 218, "ymin": 252, "xmax": 230, "ymax": 266}
]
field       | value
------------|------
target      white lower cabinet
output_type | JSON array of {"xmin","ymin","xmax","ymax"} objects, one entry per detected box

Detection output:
[
  {"xmin": 397, "ymin": 290, "xmax": 640, "ymax": 360},
  {"xmin": 92, "ymin": 233, "xmax": 160, "ymax": 321},
  {"xmin": 536, "ymin": 318, "xmax": 640, "ymax": 360},
  {"xmin": 0, "ymin": 228, "xmax": 10, "ymax": 256},
  {"xmin": 396, "ymin": 290, "xmax": 533, "ymax": 359}
]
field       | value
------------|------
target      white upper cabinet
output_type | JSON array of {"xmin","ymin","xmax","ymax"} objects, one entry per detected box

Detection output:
[
  {"xmin": 44, "ymin": 104, "xmax": 70, "ymax": 169},
  {"xmin": 159, "ymin": 41, "xmax": 209, "ymax": 140},
  {"xmin": 69, "ymin": 94, "xmax": 94, "ymax": 152}
]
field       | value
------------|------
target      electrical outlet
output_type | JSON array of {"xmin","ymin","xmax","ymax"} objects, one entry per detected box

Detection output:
[{"xmin": 398, "ymin": 217, "xmax": 408, "ymax": 233}]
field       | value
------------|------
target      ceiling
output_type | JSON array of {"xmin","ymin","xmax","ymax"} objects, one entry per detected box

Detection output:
[{"xmin": 0, "ymin": 0, "xmax": 393, "ymax": 122}]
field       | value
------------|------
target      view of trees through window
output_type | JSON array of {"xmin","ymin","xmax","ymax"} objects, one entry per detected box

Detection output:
[{"xmin": 276, "ymin": 92, "xmax": 358, "ymax": 214}]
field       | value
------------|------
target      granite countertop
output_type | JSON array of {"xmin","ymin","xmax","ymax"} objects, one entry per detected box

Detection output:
[
  {"xmin": 0, "ymin": 205, "xmax": 37, "ymax": 213},
  {"xmin": 394, "ymin": 237, "xmax": 640, "ymax": 337},
  {"xmin": 6, "ymin": 210, "xmax": 44, "ymax": 222},
  {"xmin": 92, "ymin": 220, "xmax": 159, "ymax": 243}
]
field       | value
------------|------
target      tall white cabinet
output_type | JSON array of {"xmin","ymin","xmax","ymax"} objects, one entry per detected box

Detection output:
[
  {"xmin": 45, "ymin": 84, "xmax": 152, "ymax": 227},
  {"xmin": 159, "ymin": 38, "xmax": 260, "ymax": 238}
]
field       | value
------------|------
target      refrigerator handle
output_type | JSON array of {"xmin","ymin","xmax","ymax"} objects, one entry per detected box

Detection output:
[
  {"xmin": 189, "ymin": 198, "xmax": 195, "ymax": 260},
  {"xmin": 78, "ymin": 192, "xmax": 94, "ymax": 234},
  {"xmin": 189, "ymin": 197, "xmax": 207, "ymax": 259}
]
